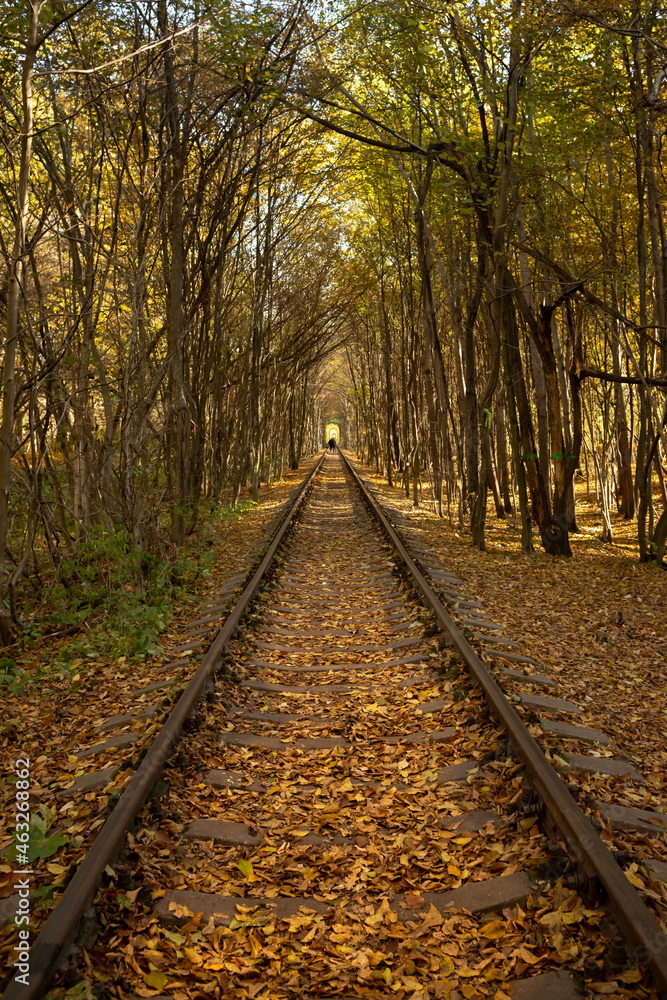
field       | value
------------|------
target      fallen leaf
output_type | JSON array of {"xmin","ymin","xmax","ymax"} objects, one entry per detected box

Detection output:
[
  {"xmin": 143, "ymin": 971, "xmax": 169, "ymax": 990},
  {"xmin": 404, "ymin": 892, "xmax": 425, "ymax": 909}
]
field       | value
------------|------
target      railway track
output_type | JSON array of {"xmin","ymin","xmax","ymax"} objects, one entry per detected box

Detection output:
[{"xmin": 3, "ymin": 451, "xmax": 667, "ymax": 999}]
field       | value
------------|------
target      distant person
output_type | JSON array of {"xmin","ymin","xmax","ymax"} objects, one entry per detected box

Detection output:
[{"xmin": 328, "ymin": 438, "xmax": 336, "ymax": 452}]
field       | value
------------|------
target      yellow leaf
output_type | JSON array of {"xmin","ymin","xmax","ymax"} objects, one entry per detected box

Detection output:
[
  {"xmin": 237, "ymin": 859, "xmax": 255, "ymax": 881},
  {"xmin": 618, "ymin": 968, "xmax": 642, "ymax": 984},
  {"xmin": 421, "ymin": 904, "xmax": 443, "ymax": 928},
  {"xmin": 378, "ymin": 897, "xmax": 397, "ymax": 922},
  {"xmin": 287, "ymin": 913, "xmax": 313, "ymax": 933},
  {"xmin": 364, "ymin": 898, "xmax": 396, "ymax": 927},
  {"xmin": 183, "ymin": 947, "xmax": 203, "ymax": 966},
  {"xmin": 203, "ymin": 960, "xmax": 226, "ymax": 971},
  {"xmin": 452, "ymin": 836, "xmax": 473, "ymax": 845},
  {"xmin": 480, "ymin": 919, "xmax": 506, "ymax": 939},
  {"xmin": 457, "ymin": 965, "xmax": 479, "ymax": 978},
  {"xmin": 559, "ymin": 897, "xmax": 594, "ymax": 925},
  {"xmin": 484, "ymin": 968, "xmax": 505, "ymax": 981},
  {"xmin": 511, "ymin": 945, "xmax": 540, "ymax": 965},
  {"xmin": 439, "ymin": 956, "xmax": 455, "ymax": 975},
  {"xmin": 143, "ymin": 972, "xmax": 168, "ymax": 990}
]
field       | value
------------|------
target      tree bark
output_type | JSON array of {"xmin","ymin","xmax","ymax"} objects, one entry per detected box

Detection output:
[
  {"xmin": 159, "ymin": 0, "xmax": 189, "ymax": 544},
  {"xmin": 0, "ymin": 0, "xmax": 39, "ymax": 631}
]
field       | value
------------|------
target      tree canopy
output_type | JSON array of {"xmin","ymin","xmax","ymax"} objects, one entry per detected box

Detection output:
[{"xmin": 1, "ymin": 0, "xmax": 666, "ymax": 642}]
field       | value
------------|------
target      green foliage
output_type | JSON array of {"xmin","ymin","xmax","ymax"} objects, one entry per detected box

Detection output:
[
  {"xmin": 41, "ymin": 524, "xmax": 179, "ymax": 660},
  {"xmin": 45, "ymin": 981, "xmax": 95, "ymax": 1000},
  {"xmin": 6, "ymin": 805, "xmax": 68, "ymax": 865},
  {"xmin": 214, "ymin": 499, "xmax": 257, "ymax": 523},
  {"xmin": 0, "ymin": 657, "xmax": 52, "ymax": 696},
  {"xmin": 43, "ymin": 499, "xmax": 241, "ymax": 663},
  {"xmin": 31, "ymin": 883, "xmax": 55, "ymax": 912}
]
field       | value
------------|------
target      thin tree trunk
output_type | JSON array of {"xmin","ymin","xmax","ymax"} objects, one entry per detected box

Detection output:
[{"xmin": 0, "ymin": 1, "xmax": 38, "ymax": 636}]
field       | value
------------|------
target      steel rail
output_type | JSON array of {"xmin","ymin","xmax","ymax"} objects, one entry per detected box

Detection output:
[
  {"xmin": 2, "ymin": 453, "xmax": 327, "ymax": 1000},
  {"xmin": 339, "ymin": 448, "xmax": 667, "ymax": 995}
]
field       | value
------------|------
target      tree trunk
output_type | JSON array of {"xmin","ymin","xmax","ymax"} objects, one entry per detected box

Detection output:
[
  {"xmin": 495, "ymin": 389, "xmax": 513, "ymax": 513},
  {"xmin": 0, "ymin": 1, "xmax": 38, "ymax": 632},
  {"xmin": 515, "ymin": 202, "xmax": 550, "ymax": 490},
  {"xmin": 471, "ymin": 316, "xmax": 500, "ymax": 549},
  {"xmin": 502, "ymin": 283, "xmax": 569, "ymax": 553},
  {"xmin": 159, "ymin": 0, "xmax": 189, "ymax": 544},
  {"xmin": 611, "ymin": 330, "xmax": 635, "ymax": 518},
  {"xmin": 501, "ymin": 327, "xmax": 533, "ymax": 553},
  {"xmin": 379, "ymin": 291, "xmax": 397, "ymax": 486}
]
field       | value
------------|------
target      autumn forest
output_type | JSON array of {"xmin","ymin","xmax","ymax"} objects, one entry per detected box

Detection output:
[{"xmin": 1, "ymin": 0, "xmax": 667, "ymax": 646}]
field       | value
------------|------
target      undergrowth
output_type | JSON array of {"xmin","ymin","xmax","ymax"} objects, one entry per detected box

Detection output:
[{"xmin": 2, "ymin": 498, "xmax": 257, "ymax": 695}]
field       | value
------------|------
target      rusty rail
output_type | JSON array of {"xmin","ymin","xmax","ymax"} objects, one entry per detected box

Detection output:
[{"xmin": 338, "ymin": 448, "xmax": 667, "ymax": 995}]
